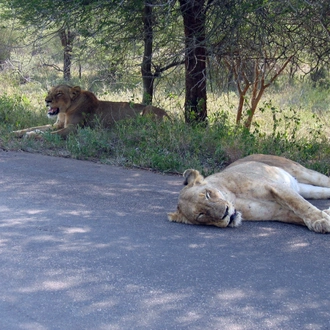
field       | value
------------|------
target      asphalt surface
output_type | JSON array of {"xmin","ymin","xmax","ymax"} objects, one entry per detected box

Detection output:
[{"xmin": 0, "ymin": 150, "xmax": 330, "ymax": 330}]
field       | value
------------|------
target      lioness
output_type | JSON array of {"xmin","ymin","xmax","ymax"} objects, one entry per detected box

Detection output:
[
  {"xmin": 168, "ymin": 154, "xmax": 330, "ymax": 233},
  {"xmin": 13, "ymin": 85, "xmax": 170, "ymax": 138}
]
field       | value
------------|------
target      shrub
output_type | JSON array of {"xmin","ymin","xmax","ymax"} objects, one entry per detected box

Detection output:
[{"xmin": 0, "ymin": 94, "xmax": 48, "ymax": 129}]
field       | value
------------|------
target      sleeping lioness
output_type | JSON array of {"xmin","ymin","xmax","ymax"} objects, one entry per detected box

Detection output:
[
  {"xmin": 168, "ymin": 154, "xmax": 330, "ymax": 233},
  {"xmin": 13, "ymin": 85, "xmax": 170, "ymax": 138}
]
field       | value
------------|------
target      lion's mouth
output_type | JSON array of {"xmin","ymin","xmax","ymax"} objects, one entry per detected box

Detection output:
[
  {"xmin": 47, "ymin": 107, "xmax": 59, "ymax": 117},
  {"xmin": 221, "ymin": 206, "xmax": 238, "ymax": 226},
  {"xmin": 227, "ymin": 209, "xmax": 241, "ymax": 227}
]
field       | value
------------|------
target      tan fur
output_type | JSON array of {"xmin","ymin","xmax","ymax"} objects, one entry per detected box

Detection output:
[
  {"xmin": 13, "ymin": 85, "xmax": 169, "ymax": 138},
  {"xmin": 141, "ymin": 105, "xmax": 171, "ymax": 121},
  {"xmin": 168, "ymin": 154, "xmax": 330, "ymax": 233}
]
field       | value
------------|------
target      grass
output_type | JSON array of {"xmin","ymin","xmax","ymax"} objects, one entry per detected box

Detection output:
[{"xmin": 1, "ymin": 74, "xmax": 330, "ymax": 176}]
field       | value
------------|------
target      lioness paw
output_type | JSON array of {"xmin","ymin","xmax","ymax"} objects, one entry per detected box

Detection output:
[
  {"xmin": 25, "ymin": 130, "xmax": 44, "ymax": 139},
  {"xmin": 168, "ymin": 212, "xmax": 191, "ymax": 225},
  {"xmin": 311, "ymin": 216, "xmax": 330, "ymax": 234},
  {"xmin": 12, "ymin": 130, "xmax": 24, "ymax": 138}
]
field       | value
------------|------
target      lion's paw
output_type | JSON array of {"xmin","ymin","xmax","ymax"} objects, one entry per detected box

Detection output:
[
  {"xmin": 12, "ymin": 130, "xmax": 24, "ymax": 138},
  {"xmin": 311, "ymin": 216, "xmax": 330, "ymax": 234},
  {"xmin": 24, "ymin": 130, "xmax": 44, "ymax": 139}
]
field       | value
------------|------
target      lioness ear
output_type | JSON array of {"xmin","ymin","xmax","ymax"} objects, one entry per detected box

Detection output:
[
  {"xmin": 183, "ymin": 169, "xmax": 204, "ymax": 186},
  {"xmin": 70, "ymin": 86, "xmax": 81, "ymax": 100}
]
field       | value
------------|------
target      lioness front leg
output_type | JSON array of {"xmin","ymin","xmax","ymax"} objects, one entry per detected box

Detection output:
[
  {"xmin": 13, "ymin": 115, "xmax": 65, "ymax": 138},
  {"xmin": 270, "ymin": 186, "xmax": 330, "ymax": 233},
  {"xmin": 12, "ymin": 125, "xmax": 53, "ymax": 138},
  {"xmin": 51, "ymin": 124, "xmax": 77, "ymax": 139}
]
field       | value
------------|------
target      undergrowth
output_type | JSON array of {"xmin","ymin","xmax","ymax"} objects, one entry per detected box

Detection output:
[
  {"xmin": 1, "ymin": 90, "xmax": 330, "ymax": 177},
  {"xmin": 0, "ymin": 93, "xmax": 49, "ymax": 129}
]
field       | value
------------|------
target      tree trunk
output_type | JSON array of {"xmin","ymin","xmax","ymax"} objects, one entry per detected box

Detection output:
[
  {"xmin": 179, "ymin": 0, "xmax": 207, "ymax": 124},
  {"xmin": 141, "ymin": 1, "xmax": 154, "ymax": 105},
  {"xmin": 59, "ymin": 28, "xmax": 75, "ymax": 81}
]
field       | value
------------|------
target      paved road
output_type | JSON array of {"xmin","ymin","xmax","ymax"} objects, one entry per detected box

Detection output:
[{"xmin": 0, "ymin": 151, "xmax": 329, "ymax": 330}]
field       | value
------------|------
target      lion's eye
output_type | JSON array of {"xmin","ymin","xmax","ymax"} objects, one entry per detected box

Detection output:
[{"xmin": 56, "ymin": 92, "xmax": 62, "ymax": 97}]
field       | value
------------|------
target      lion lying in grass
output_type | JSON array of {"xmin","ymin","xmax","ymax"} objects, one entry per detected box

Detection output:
[
  {"xmin": 168, "ymin": 154, "xmax": 330, "ymax": 233},
  {"xmin": 13, "ymin": 85, "xmax": 170, "ymax": 138}
]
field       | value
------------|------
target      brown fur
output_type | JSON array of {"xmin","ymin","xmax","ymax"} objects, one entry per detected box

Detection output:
[
  {"xmin": 168, "ymin": 154, "xmax": 330, "ymax": 233},
  {"xmin": 141, "ymin": 105, "xmax": 171, "ymax": 121},
  {"xmin": 13, "ymin": 85, "xmax": 170, "ymax": 138}
]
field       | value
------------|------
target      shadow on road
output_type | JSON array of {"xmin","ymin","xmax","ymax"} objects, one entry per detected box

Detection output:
[{"xmin": 0, "ymin": 152, "xmax": 329, "ymax": 329}]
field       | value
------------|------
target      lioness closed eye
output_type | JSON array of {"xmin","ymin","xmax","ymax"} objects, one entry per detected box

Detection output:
[
  {"xmin": 168, "ymin": 154, "xmax": 330, "ymax": 233},
  {"xmin": 13, "ymin": 85, "xmax": 170, "ymax": 138}
]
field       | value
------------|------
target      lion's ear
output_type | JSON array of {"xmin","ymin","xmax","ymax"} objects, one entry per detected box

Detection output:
[
  {"xmin": 183, "ymin": 169, "xmax": 204, "ymax": 186},
  {"xmin": 168, "ymin": 210, "xmax": 191, "ymax": 224},
  {"xmin": 70, "ymin": 86, "xmax": 81, "ymax": 100}
]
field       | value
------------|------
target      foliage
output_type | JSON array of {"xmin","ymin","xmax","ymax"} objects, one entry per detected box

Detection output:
[
  {"xmin": 1, "ymin": 1, "xmax": 330, "ymax": 171},
  {"xmin": 0, "ymin": 93, "xmax": 48, "ymax": 129},
  {"xmin": 2, "ymin": 0, "xmax": 330, "ymax": 125},
  {"xmin": 1, "ymin": 81, "xmax": 330, "ymax": 176},
  {"xmin": 65, "ymin": 126, "xmax": 112, "ymax": 159}
]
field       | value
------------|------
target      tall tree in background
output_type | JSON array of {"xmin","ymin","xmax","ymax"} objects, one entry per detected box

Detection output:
[
  {"xmin": 214, "ymin": 2, "xmax": 299, "ymax": 129},
  {"xmin": 140, "ymin": 1, "xmax": 185, "ymax": 105},
  {"xmin": 107, "ymin": 0, "xmax": 184, "ymax": 105},
  {"xmin": 141, "ymin": 1, "xmax": 154, "ymax": 104},
  {"xmin": 179, "ymin": 0, "xmax": 207, "ymax": 123},
  {"xmin": 59, "ymin": 26, "xmax": 76, "ymax": 81},
  {"xmin": 208, "ymin": 0, "xmax": 330, "ymax": 129},
  {"xmin": 2, "ymin": 0, "xmax": 186, "ymax": 110},
  {"xmin": 2, "ymin": 0, "xmax": 78, "ymax": 81}
]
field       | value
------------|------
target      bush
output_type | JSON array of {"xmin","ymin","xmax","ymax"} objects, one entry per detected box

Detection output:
[
  {"xmin": 1, "ymin": 81, "xmax": 330, "ymax": 176},
  {"xmin": 0, "ymin": 94, "xmax": 48, "ymax": 129}
]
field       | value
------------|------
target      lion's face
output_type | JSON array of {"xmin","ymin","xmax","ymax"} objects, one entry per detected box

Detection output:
[
  {"xmin": 168, "ymin": 169, "xmax": 242, "ymax": 228},
  {"xmin": 45, "ymin": 85, "xmax": 81, "ymax": 117}
]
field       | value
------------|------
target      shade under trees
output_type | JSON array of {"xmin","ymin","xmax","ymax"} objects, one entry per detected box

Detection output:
[{"xmin": 2, "ymin": 0, "xmax": 330, "ymax": 127}]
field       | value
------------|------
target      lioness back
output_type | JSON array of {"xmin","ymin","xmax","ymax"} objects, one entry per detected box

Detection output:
[{"xmin": 96, "ymin": 101, "xmax": 146, "ymax": 126}]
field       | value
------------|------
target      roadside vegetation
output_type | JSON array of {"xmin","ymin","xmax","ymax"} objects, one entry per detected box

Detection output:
[
  {"xmin": 1, "ymin": 1, "xmax": 330, "ymax": 175},
  {"xmin": 1, "ymin": 71, "xmax": 330, "ymax": 176}
]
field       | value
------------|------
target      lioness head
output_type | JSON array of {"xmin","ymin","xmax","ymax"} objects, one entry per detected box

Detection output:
[
  {"xmin": 168, "ymin": 169, "xmax": 242, "ymax": 228},
  {"xmin": 45, "ymin": 85, "xmax": 82, "ymax": 117}
]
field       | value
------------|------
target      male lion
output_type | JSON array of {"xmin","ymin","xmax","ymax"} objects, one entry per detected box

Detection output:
[
  {"xmin": 168, "ymin": 154, "xmax": 330, "ymax": 233},
  {"xmin": 13, "ymin": 85, "xmax": 170, "ymax": 138}
]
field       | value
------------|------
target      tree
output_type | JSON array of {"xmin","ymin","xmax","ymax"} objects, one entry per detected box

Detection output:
[
  {"xmin": 140, "ymin": 1, "xmax": 185, "ymax": 104},
  {"xmin": 2, "ymin": 0, "xmax": 79, "ymax": 81},
  {"xmin": 179, "ymin": 0, "xmax": 207, "ymax": 123},
  {"xmin": 224, "ymin": 52, "xmax": 293, "ymax": 129},
  {"xmin": 13, "ymin": 0, "xmax": 182, "ymax": 104},
  {"xmin": 209, "ymin": 0, "xmax": 330, "ymax": 129},
  {"xmin": 91, "ymin": 0, "xmax": 185, "ymax": 105},
  {"xmin": 141, "ymin": 1, "xmax": 154, "ymax": 104},
  {"xmin": 3, "ymin": 0, "xmax": 330, "ymax": 129},
  {"xmin": 59, "ymin": 27, "xmax": 76, "ymax": 81},
  {"xmin": 140, "ymin": 1, "xmax": 184, "ymax": 105}
]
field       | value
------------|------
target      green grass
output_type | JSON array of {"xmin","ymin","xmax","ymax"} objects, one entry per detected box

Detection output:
[
  {"xmin": 1, "ymin": 78, "xmax": 330, "ymax": 176},
  {"xmin": 0, "ymin": 93, "xmax": 47, "ymax": 129}
]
